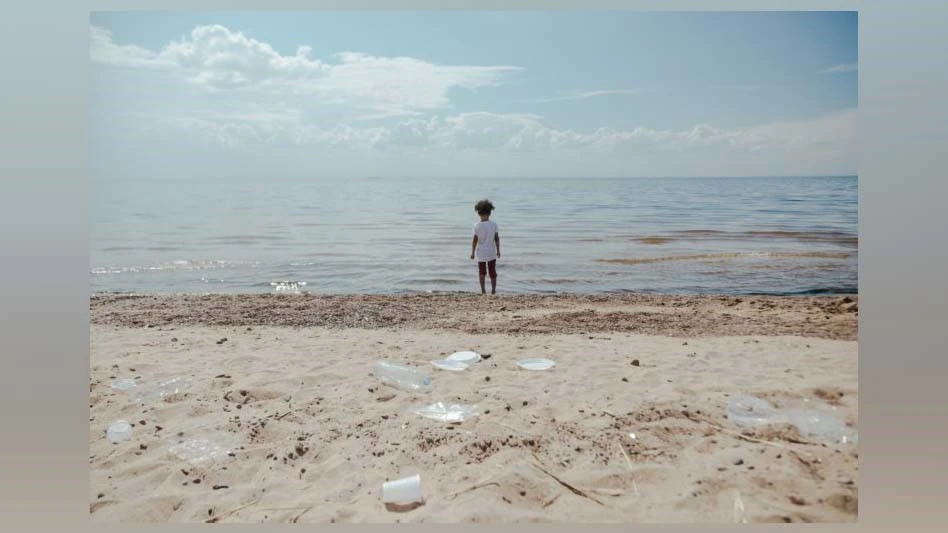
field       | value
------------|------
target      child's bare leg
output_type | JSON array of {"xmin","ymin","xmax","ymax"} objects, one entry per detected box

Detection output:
[
  {"xmin": 479, "ymin": 274, "xmax": 487, "ymax": 294},
  {"xmin": 488, "ymin": 260, "xmax": 497, "ymax": 294}
]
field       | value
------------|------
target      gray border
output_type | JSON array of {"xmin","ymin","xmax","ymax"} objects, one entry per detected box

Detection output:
[{"xmin": 4, "ymin": 0, "xmax": 948, "ymax": 531}]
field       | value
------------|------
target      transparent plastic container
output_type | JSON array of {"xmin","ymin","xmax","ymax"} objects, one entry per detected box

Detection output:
[
  {"xmin": 414, "ymin": 402, "xmax": 478, "ymax": 423},
  {"xmin": 110, "ymin": 378, "xmax": 137, "ymax": 391},
  {"xmin": 170, "ymin": 438, "xmax": 232, "ymax": 465},
  {"xmin": 726, "ymin": 396, "xmax": 778, "ymax": 427},
  {"xmin": 374, "ymin": 361, "xmax": 432, "ymax": 393},
  {"xmin": 135, "ymin": 377, "xmax": 192, "ymax": 403},
  {"xmin": 106, "ymin": 420, "xmax": 132, "ymax": 443},
  {"xmin": 381, "ymin": 474, "xmax": 423, "ymax": 504},
  {"xmin": 782, "ymin": 408, "xmax": 859, "ymax": 445}
]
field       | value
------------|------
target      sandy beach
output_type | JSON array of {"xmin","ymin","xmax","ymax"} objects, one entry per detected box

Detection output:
[{"xmin": 89, "ymin": 293, "xmax": 858, "ymax": 523}]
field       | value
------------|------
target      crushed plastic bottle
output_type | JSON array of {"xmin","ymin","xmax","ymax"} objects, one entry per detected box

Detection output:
[
  {"xmin": 170, "ymin": 438, "xmax": 231, "ymax": 465},
  {"xmin": 725, "ymin": 395, "xmax": 858, "ymax": 445},
  {"xmin": 781, "ymin": 408, "xmax": 859, "ymax": 445},
  {"xmin": 414, "ymin": 402, "xmax": 478, "ymax": 423},
  {"xmin": 135, "ymin": 377, "xmax": 192, "ymax": 403},
  {"xmin": 374, "ymin": 361, "xmax": 432, "ymax": 393}
]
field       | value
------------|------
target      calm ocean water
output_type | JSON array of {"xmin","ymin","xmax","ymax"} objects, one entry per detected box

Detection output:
[{"xmin": 90, "ymin": 176, "xmax": 857, "ymax": 296}]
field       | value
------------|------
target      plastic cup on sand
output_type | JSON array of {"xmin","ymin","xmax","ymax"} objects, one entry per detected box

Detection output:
[{"xmin": 381, "ymin": 474, "xmax": 423, "ymax": 505}]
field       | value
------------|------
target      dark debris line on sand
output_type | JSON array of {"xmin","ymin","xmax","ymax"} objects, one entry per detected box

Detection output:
[{"xmin": 89, "ymin": 293, "xmax": 857, "ymax": 341}]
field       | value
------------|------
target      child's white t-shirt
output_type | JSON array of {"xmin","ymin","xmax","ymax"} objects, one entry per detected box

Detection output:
[{"xmin": 473, "ymin": 220, "xmax": 499, "ymax": 262}]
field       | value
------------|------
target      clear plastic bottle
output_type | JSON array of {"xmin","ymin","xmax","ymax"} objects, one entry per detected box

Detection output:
[
  {"xmin": 135, "ymin": 376, "xmax": 192, "ymax": 403},
  {"xmin": 374, "ymin": 361, "xmax": 432, "ymax": 393}
]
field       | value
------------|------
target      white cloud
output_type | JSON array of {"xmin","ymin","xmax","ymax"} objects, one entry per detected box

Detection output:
[
  {"xmin": 823, "ymin": 63, "xmax": 858, "ymax": 74},
  {"xmin": 103, "ymin": 107, "xmax": 856, "ymax": 177},
  {"xmin": 89, "ymin": 26, "xmax": 169, "ymax": 68},
  {"xmin": 535, "ymin": 89, "xmax": 652, "ymax": 103},
  {"xmin": 135, "ymin": 105, "xmax": 855, "ymax": 160},
  {"xmin": 91, "ymin": 23, "xmax": 856, "ymax": 177},
  {"xmin": 90, "ymin": 24, "xmax": 521, "ymax": 118}
]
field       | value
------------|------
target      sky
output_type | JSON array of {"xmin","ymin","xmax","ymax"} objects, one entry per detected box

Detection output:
[{"xmin": 89, "ymin": 11, "xmax": 857, "ymax": 180}]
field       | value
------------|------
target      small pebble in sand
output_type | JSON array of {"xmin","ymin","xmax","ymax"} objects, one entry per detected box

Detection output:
[{"xmin": 631, "ymin": 359, "xmax": 640, "ymax": 366}]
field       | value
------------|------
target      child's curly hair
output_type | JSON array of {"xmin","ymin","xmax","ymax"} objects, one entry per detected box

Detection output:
[{"xmin": 474, "ymin": 199, "xmax": 495, "ymax": 216}]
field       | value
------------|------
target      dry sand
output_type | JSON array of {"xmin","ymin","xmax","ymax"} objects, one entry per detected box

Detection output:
[{"xmin": 89, "ymin": 293, "xmax": 858, "ymax": 523}]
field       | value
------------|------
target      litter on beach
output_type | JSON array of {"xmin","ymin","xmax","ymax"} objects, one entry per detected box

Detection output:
[
  {"xmin": 516, "ymin": 358, "xmax": 556, "ymax": 370},
  {"xmin": 430, "ymin": 360, "xmax": 470, "ymax": 371},
  {"xmin": 105, "ymin": 420, "xmax": 133, "ymax": 443},
  {"xmin": 725, "ymin": 396, "xmax": 779, "ymax": 427},
  {"xmin": 135, "ymin": 376, "xmax": 193, "ymax": 403},
  {"xmin": 726, "ymin": 395, "xmax": 858, "ymax": 445},
  {"xmin": 413, "ymin": 402, "xmax": 479, "ymax": 423},
  {"xmin": 110, "ymin": 378, "xmax": 137, "ymax": 391},
  {"xmin": 445, "ymin": 351, "xmax": 482, "ymax": 364},
  {"xmin": 169, "ymin": 438, "xmax": 232, "ymax": 465},
  {"xmin": 381, "ymin": 474, "xmax": 424, "ymax": 506}
]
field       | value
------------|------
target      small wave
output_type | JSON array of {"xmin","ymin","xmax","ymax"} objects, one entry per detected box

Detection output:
[
  {"xmin": 741, "ymin": 286, "xmax": 859, "ymax": 296},
  {"xmin": 206, "ymin": 235, "xmax": 294, "ymax": 244},
  {"xmin": 99, "ymin": 246, "xmax": 142, "ymax": 252},
  {"xmin": 408, "ymin": 278, "xmax": 463, "ymax": 284},
  {"xmin": 530, "ymin": 278, "xmax": 590, "ymax": 285},
  {"xmin": 267, "ymin": 280, "xmax": 308, "ymax": 293},
  {"xmin": 91, "ymin": 260, "xmax": 259, "ymax": 275},
  {"xmin": 745, "ymin": 262, "xmax": 846, "ymax": 272},
  {"xmin": 596, "ymin": 251, "xmax": 853, "ymax": 265},
  {"xmin": 98, "ymin": 245, "xmax": 185, "ymax": 252}
]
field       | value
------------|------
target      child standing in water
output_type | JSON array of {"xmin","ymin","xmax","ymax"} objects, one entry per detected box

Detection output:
[{"xmin": 470, "ymin": 199, "xmax": 500, "ymax": 295}]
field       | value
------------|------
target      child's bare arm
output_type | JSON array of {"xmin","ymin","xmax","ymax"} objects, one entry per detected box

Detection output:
[
  {"xmin": 471, "ymin": 235, "xmax": 478, "ymax": 259},
  {"xmin": 494, "ymin": 232, "xmax": 500, "ymax": 258}
]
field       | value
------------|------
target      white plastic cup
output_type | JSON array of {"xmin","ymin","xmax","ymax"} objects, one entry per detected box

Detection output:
[{"xmin": 381, "ymin": 474, "xmax": 423, "ymax": 504}]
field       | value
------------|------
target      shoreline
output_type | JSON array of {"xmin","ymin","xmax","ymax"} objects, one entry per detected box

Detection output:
[{"xmin": 91, "ymin": 292, "xmax": 858, "ymax": 340}]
